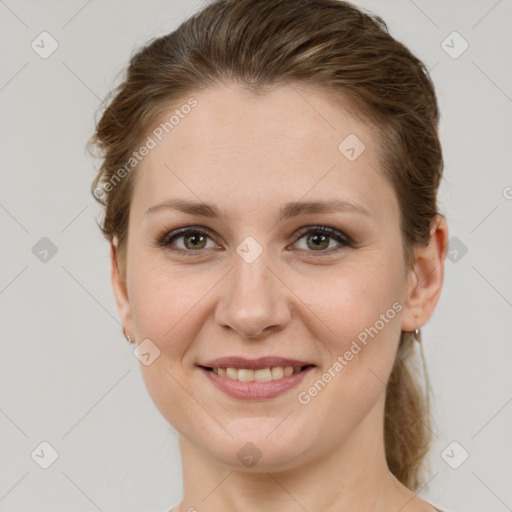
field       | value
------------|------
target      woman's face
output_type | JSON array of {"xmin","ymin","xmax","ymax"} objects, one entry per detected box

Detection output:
[{"xmin": 113, "ymin": 83, "xmax": 431, "ymax": 470}]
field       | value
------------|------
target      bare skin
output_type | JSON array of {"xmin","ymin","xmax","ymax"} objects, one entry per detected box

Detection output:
[{"xmin": 110, "ymin": 83, "xmax": 448, "ymax": 512}]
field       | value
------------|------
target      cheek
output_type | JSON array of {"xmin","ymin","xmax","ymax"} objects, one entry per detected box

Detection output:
[
  {"xmin": 295, "ymin": 254, "xmax": 405, "ymax": 412},
  {"xmin": 303, "ymin": 255, "xmax": 405, "ymax": 347},
  {"xmin": 127, "ymin": 259, "xmax": 216, "ymax": 431},
  {"xmin": 128, "ymin": 253, "xmax": 218, "ymax": 355},
  {"xmin": 292, "ymin": 259, "xmax": 404, "ymax": 438}
]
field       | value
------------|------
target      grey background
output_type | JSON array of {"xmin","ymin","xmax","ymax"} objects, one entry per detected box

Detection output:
[{"xmin": 0, "ymin": 1, "xmax": 511, "ymax": 511}]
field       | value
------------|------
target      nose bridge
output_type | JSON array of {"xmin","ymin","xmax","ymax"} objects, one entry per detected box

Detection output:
[{"xmin": 215, "ymin": 245, "xmax": 291, "ymax": 338}]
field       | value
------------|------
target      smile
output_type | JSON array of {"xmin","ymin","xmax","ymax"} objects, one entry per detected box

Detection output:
[
  {"xmin": 198, "ymin": 364, "xmax": 315, "ymax": 400},
  {"xmin": 209, "ymin": 365, "xmax": 306, "ymax": 381}
]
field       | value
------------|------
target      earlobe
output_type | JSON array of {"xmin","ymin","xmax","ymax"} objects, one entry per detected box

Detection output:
[
  {"xmin": 401, "ymin": 215, "xmax": 449, "ymax": 332},
  {"xmin": 110, "ymin": 237, "xmax": 134, "ymax": 337}
]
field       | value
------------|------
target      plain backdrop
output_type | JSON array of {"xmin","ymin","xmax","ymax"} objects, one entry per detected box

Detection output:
[{"xmin": 0, "ymin": 1, "xmax": 511, "ymax": 511}]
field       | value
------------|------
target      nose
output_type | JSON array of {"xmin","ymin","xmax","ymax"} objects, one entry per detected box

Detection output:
[{"xmin": 214, "ymin": 252, "xmax": 293, "ymax": 340}]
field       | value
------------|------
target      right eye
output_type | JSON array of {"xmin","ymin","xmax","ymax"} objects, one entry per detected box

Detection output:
[{"xmin": 156, "ymin": 227, "xmax": 220, "ymax": 256}]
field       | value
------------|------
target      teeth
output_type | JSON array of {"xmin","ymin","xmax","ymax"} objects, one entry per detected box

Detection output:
[
  {"xmin": 238, "ymin": 369, "xmax": 254, "ymax": 382},
  {"xmin": 211, "ymin": 366, "xmax": 304, "ymax": 381},
  {"xmin": 284, "ymin": 366, "xmax": 294, "ymax": 377},
  {"xmin": 226, "ymin": 367, "xmax": 238, "ymax": 380},
  {"xmin": 254, "ymin": 368, "xmax": 272, "ymax": 382},
  {"xmin": 270, "ymin": 367, "xmax": 283, "ymax": 379}
]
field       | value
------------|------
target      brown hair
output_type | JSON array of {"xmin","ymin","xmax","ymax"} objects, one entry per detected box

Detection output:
[{"xmin": 88, "ymin": 0, "xmax": 442, "ymax": 491}]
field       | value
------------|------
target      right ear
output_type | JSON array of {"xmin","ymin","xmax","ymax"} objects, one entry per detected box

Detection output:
[{"xmin": 110, "ymin": 236, "xmax": 134, "ymax": 338}]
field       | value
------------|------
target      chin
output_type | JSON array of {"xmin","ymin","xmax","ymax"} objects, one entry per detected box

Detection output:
[
  {"xmin": 195, "ymin": 418, "xmax": 316, "ymax": 472},
  {"xmin": 215, "ymin": 441, "xmax": 310, "ymax": 473}
]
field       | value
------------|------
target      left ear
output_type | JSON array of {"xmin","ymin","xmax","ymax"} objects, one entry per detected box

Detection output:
[{"xmin": 401, "ymin": 214, "xmax": 449, "ymax": 331}]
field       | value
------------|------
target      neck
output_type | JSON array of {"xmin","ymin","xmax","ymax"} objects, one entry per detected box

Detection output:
[{"xmin": 173, "ymin": 392, "xmax": 426, "ymax": 512}]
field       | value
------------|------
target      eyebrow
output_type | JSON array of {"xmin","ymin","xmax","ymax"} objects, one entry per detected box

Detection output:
[{"xmin": 144, "ymin": 198, "xmax": 372, "ymax": 222}]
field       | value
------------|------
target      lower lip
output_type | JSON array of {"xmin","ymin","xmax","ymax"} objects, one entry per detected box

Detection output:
[{"xmin": 198, "ymin": 366, "xmax": 315, "ymax": 400}]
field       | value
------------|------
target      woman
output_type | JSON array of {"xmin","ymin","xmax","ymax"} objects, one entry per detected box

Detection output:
[{"xmin": 89, "ymin": 0, "xmax": 449, "ymax": 510}]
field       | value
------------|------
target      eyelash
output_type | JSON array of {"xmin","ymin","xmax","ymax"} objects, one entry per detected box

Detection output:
[{"xmin": 154, "ymin": 225, "xmax": 352, "ymax": 257}]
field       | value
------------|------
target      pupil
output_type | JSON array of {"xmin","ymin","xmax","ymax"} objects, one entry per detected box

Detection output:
[
  {"xmin": 309, "ymin": 233, "xmax": 328, "ymax": 250},
  {"xmin": 186, "ymin": 233, "xmax": 206, "ymax": 250}
]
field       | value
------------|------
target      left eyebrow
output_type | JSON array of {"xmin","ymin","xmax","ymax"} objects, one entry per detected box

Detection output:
[
  {"xmin": 277, "ymin": 199, "xmax": 372, "ymax": 221},
  {"xmin": 144, "ymin": 198, "xmax": 372, "ymax": 222}
]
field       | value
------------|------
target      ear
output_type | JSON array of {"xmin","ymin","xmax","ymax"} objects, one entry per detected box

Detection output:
[
  {"xmin": 110, "ymin": 237, "xmax": 134, "ymax": 338},
  {"xmin": 401, "ymin": 215, "xmax": 449, "ymax": 331}
]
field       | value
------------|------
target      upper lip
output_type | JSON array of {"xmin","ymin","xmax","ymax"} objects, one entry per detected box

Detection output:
[{"xmin": 199, "ymin": 356, "xmax": 316, "ymax": 370}]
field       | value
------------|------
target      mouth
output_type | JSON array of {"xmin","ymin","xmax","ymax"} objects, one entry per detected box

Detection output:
[
  {"xmin": 196, "ymin": 358, "xmax": 316, "ymax": 400},
  {"xmin": 199, "ymin": 364, "xmax": 314, "ymax": 382}
]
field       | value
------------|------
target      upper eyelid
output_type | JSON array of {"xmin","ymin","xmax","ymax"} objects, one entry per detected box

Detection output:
[
  {"xmin": 295, "ymin": 225, "xmax": 350, "ymax": 240},
  {"xmin": 162, "ymin": 226, "xmax": 219, "ymax": 244}
]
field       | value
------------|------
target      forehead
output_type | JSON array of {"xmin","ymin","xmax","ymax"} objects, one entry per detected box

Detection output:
[{"xmin": 131, "ymin": 83, "xmax": 398, "ymax": 224}]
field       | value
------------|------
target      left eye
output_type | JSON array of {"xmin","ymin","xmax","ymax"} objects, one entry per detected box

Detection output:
[{"xmin": 293, "ymin": 226, "xmax": 350, "ymax": 253}]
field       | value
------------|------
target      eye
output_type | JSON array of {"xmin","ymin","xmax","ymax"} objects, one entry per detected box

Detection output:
[
  {"xmin": 156, "ymin": 227, "xmax": 219, "ymax": 256},
  {"xmin": 292, "ymin": 225, "xmax": 351, "ymax": 254}
]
